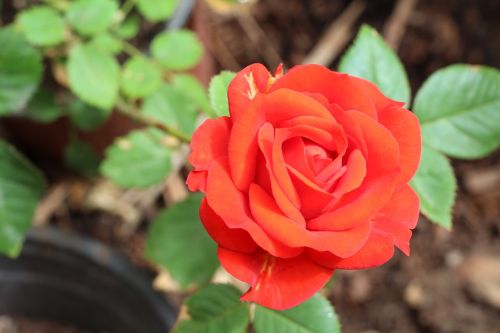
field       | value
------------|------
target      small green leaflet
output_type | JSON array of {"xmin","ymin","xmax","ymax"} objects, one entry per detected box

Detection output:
[
  {"xmin": 16, "ymin": 5, "xmax": 66, "ymax": 46},
  {"xmin": 100, "ymin": 128, "xmax": 172, "ymax": 188},
  {"xmin": 66, "ymin": 0, "xmax": 118, "ymax": 36},
  {"xmin": 338, "ymin": 24, "xmax": 411, "ymax": 105},
  {"xmin": 67, "ymin": 43, "xmax": 120, "ymax": 110},
  {"xmin": 172, "ymin": 74, "xmax": 212, "ymax": 116},
  {"xmin": 145, "ymin": 194, "xmax": 218, "ymax": 289},
  {"xmin": 173, "ymin": 284, "xmax": 249, "ymax": 333},
  {"xmin": 141, "ymin": 84, "xmax": 198, "ymax": 137},
  {"xmin": 208, "ymin": 71, "xmax": 236, "ymax": 117},
  {"xmin": 121, "ymin": 56, "xmax": 163, "ymax": 99},
  {"xmin": 136, "ymin": 0, "xmax": 180, "ymax": 23},
  {"xmin": 89, "ymin": 33, "xmax": 123, "ymax": 55},
  {"xmin": 414, "ymin": 64, "xmax": 500, "ymax": 159},
  {"xmin": 410, "ymin": 144, "xmax": 457, "ymax": 229},
  {"xmin": 0, "ymin": 28, "xmax": 43, "ymax": 115},
  {"xmin": 254, "ymin": 293, "xmax": 341, "ymax": 333},
  {"xmin": 151, "ymin": 30, "xmax": 203, "ymax": 71},
  {"xmin": 0, "ymin": 141, "xmax": 46, "ymax": 257}
]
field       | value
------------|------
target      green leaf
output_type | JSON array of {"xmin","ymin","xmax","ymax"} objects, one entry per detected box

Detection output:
[
  {"xmin": 151, "ymin": 30, "xmax": 203, "ymax": 71},
  {"xmin": 410, "ymin": 145, "xmax": 456, "ymax": 229},
  {"xmin": 100, "ymin": 128, "xmax": 172, "ymax": 188},
  {"xmin": 0, "ymin": 28, "xmax": 43, "ymax": 115},
  {"xmin": 0, "ymin": 141, "xmax": 45, "ymax": 257},
  {"xmin": 141, "ymin": 84, "xmax": 198, "ymax": 137},
  {"xmin": 115, "ymin": 15, "xmax": 140, "ymax": 39},
  {"xmin": 67, "ymin": 43, "xmax": 120, "ymax": 110},
  {"xmin": 338, "ymin": 24, "xmax": 410, "ymax": 105},
  {"xmin": 174, "ymin": 284, "xmax": 249, "ymax": 333},
  {"xmin": 172, "ymin": 74, "xmax": 212, "ymax": 115},
  {"xmin": 66, "ymin": 0, "xmax": 119, "ymax": 36},
  {"xmin": 254, "ymin": 294, "xmax": 341, "ymax": 333},
  {"xmin": 414, "ymin": 64, "xmax": 500, "ymax": 159},
  {"xmin": 67, "ymin": 99, "xmax": 111, "ymax": 131},
  {"xmin": 64, "ymin": 139, "xmax": 100, "ymax": 177},
  {"xmin": 136, "ymin": 0, "xmax": 179, "ymax": 23},
  {"xmin": 208, "ymin": 71, "xmax": 235, "ymax": 117},
  {"xmin": 23, "ymin": 88, "xmax": 63, "ymax": 123},
  {"xmin": 145, "ymin": 194, "xmax": 218, "ymax": 288},
  {"xmin": 16, "ymin": 5, "xmax": 65, "ymax": 46},
  {"xmin": 89, "ymin": 33, "xmax": 123, "ymax": 55},
  {"xmin": 121, "ymin": 56, "xmax": 162, "ymax": 99}
]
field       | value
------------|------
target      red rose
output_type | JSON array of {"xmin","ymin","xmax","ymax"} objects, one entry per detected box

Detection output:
[{"xmin": 187, "ymin": 64, "xmax": 421, "ymax": 310}]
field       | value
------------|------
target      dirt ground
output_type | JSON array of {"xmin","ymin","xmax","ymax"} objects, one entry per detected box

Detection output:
[{"xmin": 2, "ymin": 0, "xmax": 499, "ymax": 332}]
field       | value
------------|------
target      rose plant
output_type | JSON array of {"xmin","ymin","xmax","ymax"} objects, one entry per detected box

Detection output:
[{"xmin": 0, "ymin": 3, "xmax": 499, "ymax": 330}]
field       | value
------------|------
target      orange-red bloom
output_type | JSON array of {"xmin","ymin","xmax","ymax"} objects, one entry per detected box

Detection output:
[{"xmin": 187, "ymin": 64, "xmax": 421, "ymax": 310}]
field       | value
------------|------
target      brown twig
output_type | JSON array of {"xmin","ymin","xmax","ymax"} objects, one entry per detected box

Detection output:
[
  {"xmin": 383, "ymin": 0, "xmax": 418, "ymax": 49},
  {"xmin": 302, "ymin": 1, "xmax": 366, "ymax": 66}
]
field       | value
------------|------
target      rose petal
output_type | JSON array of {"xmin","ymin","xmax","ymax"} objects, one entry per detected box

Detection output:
[
  {"xmin": 218, "ymin": 247, "xmax": 333, "ymax": 310},
  {"xmin": 378, "ymin": 105, "xmax": 422, "ymax": 188},
  {"xmin": 200, "ymin": 198, "xmax": 257, "ymax": 253},
  {"xmin": 228, "ymin": 96, "xmax": 266, "ymax": 191},
  {"xmin": 271, "ymin": 65, "xmax": 379, "ymax": 118},
  {"xmin": 249, "ymin": 183, "xmax": 372, "ymax": 257},
  {"xmin": 373, "ymin": 185, "xmax": 420, "ymax": 255},
  {"xmin": 308, "ymin": 111, "xmax": 400, "ymax": 231},
  {"xmin": 228, "ymin": 63, "xmax": 271, "ymax": 120},
  {"xmin": 309, "ymin": 228, "xmax": 395, "ymax": 269},
  {"xmin": 186, "ymin": 170, "xmax": 207, "ymax": 192},
  {"xmin": 263, "ymin": 89, "xmax": 334, "ymax": 125},
  {"xmin": 287, "ymin": 165, "xmax": 336, "ymax": 220},
  {"xmin": 206, "ymin": 158, "xmax": 302, "ymax": 258},
  {"xmin": 283, "ymin": 137, "xmax": 316, "ymax": 181},
  {"xmin": 333, "ymin": 149, "xmax": 366, "ymax": 195},
  {"xmin": 258, "ymin": 123, "xmax": 305, "ymax": 224},
  {"xmin": 189, "ymin": 117, "xmax": 231, "ymax": 170}
]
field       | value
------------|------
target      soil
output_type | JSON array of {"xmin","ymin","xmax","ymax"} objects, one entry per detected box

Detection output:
[{"xmin": 1, "ymin": 0, "xmax": 499, "ymax": 333}]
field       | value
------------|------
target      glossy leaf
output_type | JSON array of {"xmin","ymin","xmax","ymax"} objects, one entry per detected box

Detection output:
[
  {"xmin": 174, "ymin": 284, "xmax": 249, "ymax": 333},
  {"xmin": 410, "ymin": 145, "xmax": 456, "ymax": 229},
  {"xmin": 0, "ymin": 141, "xmax": 45, "ymax": 257},
  {"xmin": 67, "ymin": 99, "xmax": 111, "ymax": 131},
  {"xmin": 64, "ymin": 139, "xmax": 100, "ymax": 177},
  {"xmin": 121, "ymin": 56, "xmax": 162, "ymax": 98},
  {"xmin": 66, "ymin": 0, "xmax": 119, "ymax": 36},
  {"xmin": 141, "ymin": 84, "xmax": 198, "ymax": 137},
  {"xmin": 100, "ymin": 128, "xmax": 172, "ymax": 188},
  {"xmin": 0, "ymin": 28, "xmax": 43, "ymax": 114},
  {"xmin": 67, "ymin": 44, "xmax": 120, "ymax": 110},
  {"xmin": 17, "ymin": 5, "xmax": 65, "ymax": 46},
  {"xmin": 23, "ymin": 88, "xmax": 63, "ymax": 123},
  {"xmin": 414, "ymin": 64, "xmax": 500, "ymax": 159},
  {"xmin": 254, "ymin": 293, "xmax": 341, "ymax": 333},
  {"xmin": 172, "ymin": 74, "xmax": 212, "ymax": 115},
  {"xmin": 145, "ymin": 194, "xmax": 218, "ymax": 288},
  {"xmin": 339, "ymin": 24, "xmax": 410, "ymax": 105},
  {"xmin": 151, "ymin": 30, "xmax": 203, "ymax": 71},
  {"xmin": 208, "ymin": 71, "xmax": 235, "ymax": 117},
  {"xmin": 136, "ymin": 0, "xmax": 179, "ymax": 22}
]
